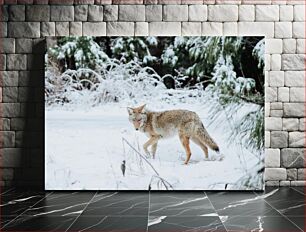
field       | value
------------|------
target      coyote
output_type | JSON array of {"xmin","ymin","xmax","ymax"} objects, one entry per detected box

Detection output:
[{"xmin": 127, "ymin": 104, "xmax": 220, "ymax": 165}]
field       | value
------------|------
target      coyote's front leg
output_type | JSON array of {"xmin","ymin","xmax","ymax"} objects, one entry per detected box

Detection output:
[
  {"xmin": 151, "ymin": 142, "xmax": 158, "ymax": 159},
  {"xmin": 143, "ymin": 136, "xmax": 159, "ymax": 158}
]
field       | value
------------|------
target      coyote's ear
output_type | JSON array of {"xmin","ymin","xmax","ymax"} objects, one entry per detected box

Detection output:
[
  {"xmin": 127, "ymin": 107, "xmax": 133, "ymax": 115},
  {"xmin": 139, "ymin": 104, "xmax": 146, "ymax": 112}
]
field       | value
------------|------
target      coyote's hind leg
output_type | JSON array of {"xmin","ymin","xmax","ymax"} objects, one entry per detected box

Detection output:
[{"xmin": 179, "ymin": 134, "xmax": 191, "ymax": 165}]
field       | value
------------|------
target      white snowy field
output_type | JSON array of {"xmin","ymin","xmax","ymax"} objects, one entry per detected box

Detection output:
[{"xmin": 45, "ymin": 102, "xmax": 263, "ymax": 191}]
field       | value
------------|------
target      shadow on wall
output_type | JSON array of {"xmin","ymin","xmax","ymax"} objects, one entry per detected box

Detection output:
[{"xmin": 14, "ymin": 39, "xmax": 46, "ymax": 189}]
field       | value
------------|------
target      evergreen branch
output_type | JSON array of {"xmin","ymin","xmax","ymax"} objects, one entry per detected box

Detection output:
[{"xmin": 236, "ymin": 95, "xmax": 264, "ymax": 106}]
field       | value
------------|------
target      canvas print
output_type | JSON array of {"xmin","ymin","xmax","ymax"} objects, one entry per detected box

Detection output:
[{"xmin": 45, "ymin": 36, "xmax": 265, "ymax": 190}]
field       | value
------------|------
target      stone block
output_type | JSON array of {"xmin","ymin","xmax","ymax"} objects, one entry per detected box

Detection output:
[
  {"xmin": 10, "ymin": 118, "xmax": 25, "ymax": 130},
  {"xmin": 189, "ymin": 5, "xmax": 207, "ymax": 21},
  {"xmin": 1, "ymin": 148, "xmax": 22, "ymax": 167},
  {"xmin": 238, "ymin": 22, "xmax": 274, "ymax": 38},
  {"xmin": 1, "ymin": 5, "xmax": 9, "ymax": 22},
  {"xmin": 182, "ymin": 22, "xmax": 201, "ymax": 36},
  {"xmin": 163, "ymin": 5, "xmax": 188, "ymax": 21},
  {"xmin": 55, "ymin": 22, "xmax": 69, "ymax": 36},
  {"xmin": 95, "ymin": 0, "xmax": 112, "ymax": 4},
  {"xmin": 278, "ymin": 87, "xmax": 289, "ymax": 102},
  {"xmin": 282, "ymin": 54, "xmax": 305, "ymax": 71},
  {"xmin": 265, "ymin": 148, "xmax": 280, "ymax": 168},
  {"xmin": 0, "ymin": 54, "xmax": 6, "ymax": 71},
  {"xmin": 223, "ymin": 22, "xmax": 237, "ymax": 35},
  {"xmin": 146, "ymin": 5, "xmax": 162, "ymax": 22},
  {"xmin": 41, "ymin": 22, "xmax": 55, "ymax": 36},
  {"xmin": 144, "ymin": 0, "xmax": 158, "ymax": 3},
  {"xmin": 9, "ymin": 5, "xmax": 25, "ymax": 21},
  {"xmin": 16, "ymin": 39, "xmax": 32, "ymax": 53},
  {"xmin": 280, "ymin": 5, "xmax": 293, "ymax": 21},
  {"xmin": 75, "ymin": 5, "xmax": 88, "ymax": 21},
  {"xmin": 275, "ymin": 22, "xmax": 292, "ymax": 39},
  {"xmin": 3, "ymin": 103, "xmax": 20, "ymax": 117},
  {"xmin": 119, "ymin": 5, "xmax": 145, "ymax": 21},
  {"xmin": 106, "ymin": 22, "xmax": 133, "ymax": 36},
  {"xmin": 113, "ymin": 0, "xmax": 143, "ymax": 3},
  {"xmin": 49, "ymin": 0, "xmax": 74, "ymax": 4},
  {"xmin": 294, "ymin": 5, "xmax": 305, "ymax": 21},
  {"xmin": 293, "ymin": 22, "xmax": 304, "ymax": 38},
  {"xmin": 290, "ymin": 87, "xmax": 304, "ymax": 102},
  {"xmin": 50, "ymin": 6, "xmax": 74, "ymax": 21},
  {"xmin": 8, "ymin": 22, "xmax": 40, "ymax": 38},
  {"xmin": 270, "ymin": 54, "xmax": 281, "ymax": 71},
  {"xmin": 265, "ymin": 181, "xmax": 279, "ymax": 186},
  {"xmin": 135, "ymin": 22, "xmax": 148, "ymax": 36},
  {"xmin": 287, "ymin": 168, "xmax": 297, "ymax": 180},
  {"xmin": 208, "ymin": 5, "xmax": 238, "ymax": 21},
  {"xmin": 280, "ymin": 181, "xmax": 290, "ymax": 186},
  {"xmin": 283, "ymin": 39, "xmax": 296, "ymax": 54},
  {"xmin": 290, "ymin": 181, "xmax": 306, "ymax": 186},
  {"xmin": 270, "ymin": 102, "xmax": 282, "ymax": 110},
  {"xmin": 104, "ymin": 5, "xmax": 118, "ymax": 21},
  {"xmin": 26, "ymin": 5, "xmax": 50, "ymax": 21},
  {"xmin": 285, "ymin": 71, "xmax": 304, "ymax": 87},
  {"xmin": 74, "ymin": 0, "xmax": 94, "ymax": 3},
  {"xmin": 296, "ymin": 39, "xmax": 305, "ymax": 54},
  {"xmin": 256, "ymin": 5, "xmax": 279, "ymax": 21},
  {"xmin": 159, "ymin": 0, "xmax": 181, "ymax": 4},
  {"xmin": 281, "ymin": 148, "xmax": 305, "ymax": 168},
  {"xmin": 3, "ymin": 87, "xmax": 18, "ymax": 102},
  {"xmin": 265, "ymin": 87, "xmax": 277, "ymax": 102},
  {"xmin": 270, "ymin": 131, "xmax": 288, "ymax": 148},
  {"xmin": 297, "ymin": 168, "xmax": 305, "ymax": 180},
  {"xmin": 284, "ymin": 103, "xmax": 304, "ymax": 117},
  {"xmin": 269, "ymin": 71, "xmax": 284, "ymax": 86},
  {"xmin": 265, "ymin": 168, "xmax": 286, "ymax": 181},
  {"xmin": 239, "ymin": 5, "xmax": 255, "ymax": 21},
  {"xmin": 289, "ymin": 132, "xmax": 305, "ymax": 147},
  {"xmin": 202, "ymin": 22, "xmax": 222, "ymax": 35},
  {"xmin": 270, "ymin": 110, "xmax": 283, "ymax": 117},
  {"xmin": 283, "ymin": 118, "xmax": 299, "ymax": 131},
  {"xmin": 265, "ymin": 117, "xmax": 282, "ymax": 131},
  {"xmin": 1, "ymin": 38, "xmax": 15, "ymax": 54},
  {"xmin": 83, "ymin": 22, "xmax": 106, "ymax": 36},
  {"xmin": 3, "ymin": 131, "xmax": 15, "ymax": 148},
  {"xmin": 88, "ymin": 5, "xmax": 103, "ymax": 21},
  {"xmin": 149, "ymin": 22, "xmax": 181, "ymax": 36},
  {"xmin": 7, "ymin": 54, "xmax": 27, "ymax": 71},
  {"xmin": 70, "ymin": 22, "xmax": 82, "ymax": 36},
  {"xmin": 299, "ymin": 118, "xmax": 305, "ymax": 131},
  {"xmin": 1, "ymin": 71, "xmax": 18, "ymax": 87}
]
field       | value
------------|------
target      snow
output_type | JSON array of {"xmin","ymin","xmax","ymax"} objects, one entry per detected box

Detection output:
[
  {"xmin": 146, "ymin": 37, "xmax": 158, "ymax": 46},
  {"xmin": 45, "ymin": 102, "xmax": 263, "ymax": 190},
  {"xmin": 253, "ymin": 38, "xmax": 265, "ymax": 69},
  {"xmin": 162, "ymin": 45, "xmax": 178, "ymax": 67}
]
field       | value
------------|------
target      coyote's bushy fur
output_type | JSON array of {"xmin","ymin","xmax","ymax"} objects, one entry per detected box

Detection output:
[{"xmin": 127, "ymin": 104, "xmax": 220, "ymax": 165}]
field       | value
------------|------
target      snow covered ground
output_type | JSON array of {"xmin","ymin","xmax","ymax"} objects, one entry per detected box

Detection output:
[{"xmin": 45, "ymin": 102, "xmax": 263, "ymax": 191}]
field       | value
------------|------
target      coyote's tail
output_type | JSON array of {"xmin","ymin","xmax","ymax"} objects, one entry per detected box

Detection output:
[{"xmin": 197, "ymin": 125, "xmax": 220, "ymax": 152}]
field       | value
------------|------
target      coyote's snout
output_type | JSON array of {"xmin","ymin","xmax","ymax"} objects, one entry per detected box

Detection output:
[{"xmin": 127, "ymin": 104, "xmax": 220, "ymax": 165}]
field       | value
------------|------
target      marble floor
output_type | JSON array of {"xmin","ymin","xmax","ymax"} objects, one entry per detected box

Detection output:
[{"xmin": 0, "ymin": 187, "xmax": 305, "ymax": 231}]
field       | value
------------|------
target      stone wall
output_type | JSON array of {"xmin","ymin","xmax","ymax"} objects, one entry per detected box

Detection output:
[{"xmin": 0, "ymin": 0, "xmax": 305, "ymax": 187}]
